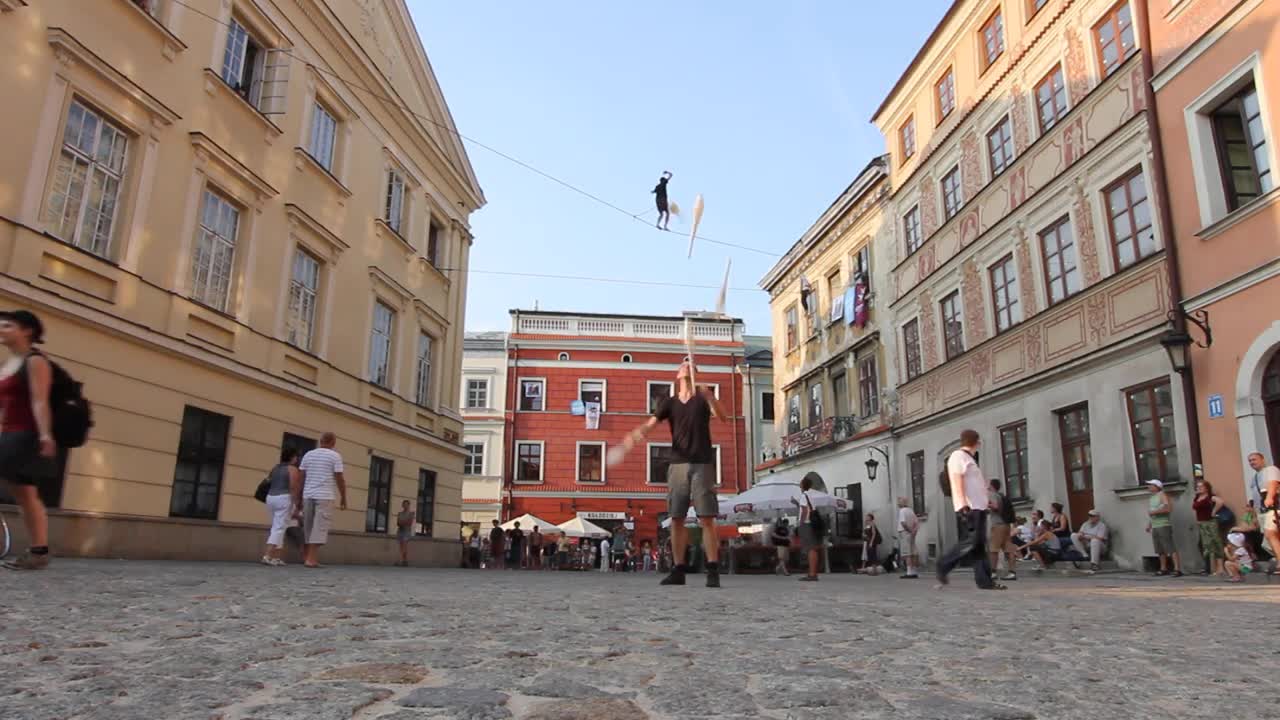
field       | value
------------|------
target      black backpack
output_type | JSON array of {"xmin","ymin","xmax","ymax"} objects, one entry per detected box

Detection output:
[
  {"xmin": 939, "ymin": 469, "xmax": 952, "ymax": 498},
  {"xmin": 998, "ymin": 492, "xmax": 1016, "ymax": 525},
  {"xmin": 24, "ymin": 351, "xmax": 93, "ymax": 448}
]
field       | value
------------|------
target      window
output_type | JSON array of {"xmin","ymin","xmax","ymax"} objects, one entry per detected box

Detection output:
[
  {"xmin": 648, "ymin": 444, "xmax": 673, "ymax": 485},
  {"xmin": 980, "ymin": 10, "xmax": 1006, "ymax": 72},
  {"xmin": 808, "ymin": 382, "xmax": 824, "ymax": 425},
  {"xmin": 463, "ymin": 443, "xmax": 484, "ymax": 475},
  {"xmin": 415, "ymin": 332, "xmax": 433, "ymax": 405},
  {"xmin": 577, "ymin": 442, "xmax": 605, "ymax": 484},
  {"xmin": 940, "ymin": 290, "xmax": 964, "ymax": 360},
  {"xmin": 787, "ymin": 394, "xmax": 802, "ymax": 434},
  {"xmin": 427, "ymin": 220, "xmax": 442, "ymax": 266},
  {"xmin": 519, "ymin": 379, "xmax": 545, "ymax": 411},
  {"xmin": 368, "ymin": 301, "xmax": 394, "ymax": 388},
  {"xmin": 936, "ymin": 68, "xmax": 956, "ymax": 122},
  {"xmin": 416, "ymin": 469, "xmax": 435, "ymax": 537},
  {"xmin": 648, "ymin": 381, "xmax": 673, "ymax": 415},
  {"xmin": 1212, "ymin": 85, "xmax": 1272, "ymax": 210},
  {"xmin": 286, "ymin": 249, "xmax": 320, "ymax": 351},
  {"xmin": 903, "ymin": 319, "xmax": 923, "ymax": 381},
  {"xmin": 832, "ymin": 373, "xmax": 848, "ymax": 417},
  {"xmin": 858, "ymin": 355, "xmax": 879, "ymax": 418},
  {"xmin": 1039, "ymin": 216, "xmax": 1081, "ymax": 305},
  {"xmin": 941, "ymin": 166, "xmax": 963, "ymax": 220},
  {"xmin": 909, "ymin": 451, "xmax": 926, "ymax": 516},
  {"xmin": 557, "ymin": 352, "xmax": 570, "ymax": 361},
  {"xmin": 579, "ymin": 379, "xmax": 605, "ymax": 410},
  {"xmin": 44, "ymin": 100, "xmax": 128, "ymax": 257},
  {"xmin": 785, "ymin": 305, "xmax": 799, "ymax": 352},
  {"xmin": 1104, "ymin": 168, "xmax": 1156, "ymax": 270},
  {"xmin": 999, "ymin": 421, "xmax": 1028, "ymax": 500},
  {"xmin": 308, "ymin": 102, "xmax": 338, "ymax": 172},
  {"xmin": 900, "ymin": 116, "xmax": 917, "ymax": 160},
  {"xmin": 465, "ymin": 379, "xmax": 488, "ymax": 409},
  {"xmin": 1027, "ymin": 0, "xmax": 1049, "ymax": 18},
  {"xmin": 1126, "ymin": 380, "xmax": 1180, "ymax": 484},
  {"xmin": 384, "ymin": 169, "xmax": 406, "ymax": 235},
  {"xmin": 169, "ymin": 406, "xmax": 230, "ymax": 520},
  {"xmin": 990, "ymin": 254, "xmax": 1021, "ymax": 332},
  {"xmin": 1036, "ymin": 65, "xmax": 1069, "ymax": 133},
  {"xmin": 282, "ymin": 432, "xmax": 317, "ymax": 458},
  {"xmin": 221, "ymin": 17, "xmax": 264, "ymax": 105},
  {"xmin": 1094, "ymin": 2, "xmax": 1136, "ymax": 76},
  {"xmin": 515, "ymin": 441, "xmax": 543, "ymax": 483},
  {"xmin": 621, "ymin": 354, "xmax": 633, "ymax": 363},
  {"xmin": 987, "ymin": 115, "xmax": 1015, "ymax": 176},
  {"xmin": 366, "ymin": 456, "xmax": 392, "ymax": 533},
  {"xmin": 190, "ymin": 189, "xmax": 239, "ymax": 312},
  {"xmin": 903, "ymin": 205, "xmax": 922, "ymax": 255},
  {"xmin": 853, "ymin": 244, "xmax": 871, "ymax": 282},
  {"xmin": 761, "ymin": 391, "xmax": 776, "ymax": 422},
  {"xmin": 1058, "ymin": 404, "xmax": 1093, "ymax": 500},
  {"xmin": 826, "ymin": 269, "xmax": 844, "ymax": 323}
]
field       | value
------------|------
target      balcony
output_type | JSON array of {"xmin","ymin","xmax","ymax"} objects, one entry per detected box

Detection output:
[
  {"xmin": 781, "ymin": 416, "xmax": 860, "ymax": 459},
  {"xmin": 514, "ymin": 313, "xmax": 742, "ymax": 343}
]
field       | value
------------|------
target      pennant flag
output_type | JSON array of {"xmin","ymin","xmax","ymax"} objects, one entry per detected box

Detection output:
[
  {"xmin": 687, "ymin": 194, "xmax": 705, "ymax": 258},
  {"xmin": 715, "ymin": 257, "xmax": 732, "ymax": 316},
  {"xmin": 852, "ymin": 275, "xmax": 869, "ymax": 329}
]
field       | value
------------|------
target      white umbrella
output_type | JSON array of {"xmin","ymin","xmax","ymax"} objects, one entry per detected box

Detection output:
[
  {"xmin": 556, "ymin": 516, "xmax": 611, "ymax": 538},
  {"xmin": 501, "ymin": 513, "xmax": 561, "ymax": 534},
  {"xmin": 660, "ymin": 508, "xmax": 732, "ymax": 528},
  {"xmin": 723, "ymin": 481, "xmax": 847, "ymax": 516}
]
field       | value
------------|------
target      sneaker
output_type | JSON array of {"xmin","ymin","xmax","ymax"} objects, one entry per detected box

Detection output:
[
  {"xmin": 3, "ymin": 551, "xmax": 50, "ymax": 571},
  {"xmin": 1153, "ymin": 570, "xmax": 1169, "ymax": 576},
  {"xmin": 1001, "ymin": 573, "xmax": 1018, "ymax": 581},
  {"xmin": 706, "ymin": 566, "xmax": 721, "ymax": 589},
  {"xmin": 1089, "ymin": 563, "xmax": 1101, "ymax": 573},
  {"xmin": 660, "ymin": 568, "xmax": 686, "ymax": 586},
  {"xmin": 269, "ymin": 558, "xmax": 287, "ymax": 567},
  {"xmin": 261, "ymin": 555, "xmax": 274, "ymax": 566}
]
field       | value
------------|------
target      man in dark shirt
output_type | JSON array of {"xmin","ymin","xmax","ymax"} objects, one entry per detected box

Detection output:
[
  {"xmin": 624, "ymin": 361, "xmax": 726, "ymax": 587},
  {"xmin": 488, "ymin": 519, "xmax": 505, "ymax": 570},
  {"xmin": 652, "ymin": 171, "xmax": 672, "ymax": 230},
  {"xmin": 508, "ymin": 521, "xmax": 525, "ymax": 570}
]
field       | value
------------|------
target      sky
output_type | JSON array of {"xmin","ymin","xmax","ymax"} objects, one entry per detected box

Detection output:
[{"xmin": 408, "ymin": 1, "xmax": 953, "ymax": 336}]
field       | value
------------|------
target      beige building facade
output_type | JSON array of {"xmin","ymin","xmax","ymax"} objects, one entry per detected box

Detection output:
[
  {"xmin": 875, "ymin": 0, "xmax": 1194, "ymax": 569},
  {"xmin": 460, "ymin": 331, "xmax": 505, "ymax": 533},
  {"xmin": 0, "ymin": 0, "xmax": 483, "ymax": 564}
]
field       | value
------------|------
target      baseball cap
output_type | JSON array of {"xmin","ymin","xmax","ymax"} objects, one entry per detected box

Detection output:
[
  {"xmin": 1145, "ymin": 479, "xmax": 1164, "ymax": 489},
  {"xmin": 1087, "ymin": 509, "xmax": 1099, "ymax": 516},
  {"xmin": 0, "ymin": 309, "xmax": 44, "ymax": 343}
]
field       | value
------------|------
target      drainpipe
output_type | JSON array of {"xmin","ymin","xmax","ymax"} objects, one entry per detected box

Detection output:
[
  {"xmin": 1134, "ymin": 0, "xmax": 1203, "ymax": 468},
  {"xmin": 744, "ymin": 360, "xmax": 757, "ymax": 487}
]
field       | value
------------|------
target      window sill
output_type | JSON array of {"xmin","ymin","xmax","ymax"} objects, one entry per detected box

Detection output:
[
  {"xmin": 576, "ymin": 481, "xmax": 606, "ymax": 486},
  {"xmin": 1196, "ymin": 187, "xmax": 1280, "ymax": 242},
  {"xmin": 293, "ymin": 147, "xmax": 353, "ymax": 198},
  {"xmin": 418, "ymin": 256, "xmax": 453, "ymax": 287},
  {"xmin": 1114, "ymin": 480, "xmax": 1188, "ymax": 500},
  {"xmin": 120, "ymin": 0, "xmax": 187, "ymax": 59},
  {"xmin": 374, "ymin": 218, "xmax": 416, "ymax": 256},
  {"xmin": 512, "ymin": 480, "xmax": 544, "ymax": 486},
  {"xmin": 202, "ymin": 68, "xmax": 283, "ymax": 138}
]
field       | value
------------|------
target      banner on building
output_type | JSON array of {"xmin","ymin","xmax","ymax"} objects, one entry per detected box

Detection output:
[
  {"xmin": 585, "ymin": 401, "xmax": 601, "ymax": 429},
  {"xmin": 852, "ymin": 276, "xmax": 869, "ymax": 329}
]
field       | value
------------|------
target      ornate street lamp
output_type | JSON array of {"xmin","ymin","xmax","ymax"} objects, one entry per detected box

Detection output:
[
  {"xmin": 864, "ymin": 456, "xmax": 880, "ymax": 481},
  {"xmin": 1159, "ymin": 309, "xmax": 1211, "ymax": 375}
]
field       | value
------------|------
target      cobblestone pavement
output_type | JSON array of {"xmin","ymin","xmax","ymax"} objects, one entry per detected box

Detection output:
[{"xmin": 3, "ymin": 560, "xmax": 1278, "ymax": 720}]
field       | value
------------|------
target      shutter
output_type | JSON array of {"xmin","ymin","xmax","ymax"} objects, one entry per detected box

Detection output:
[{"xmin": 258, "ymin": 48, "xmax": 291, "ymax": 117}]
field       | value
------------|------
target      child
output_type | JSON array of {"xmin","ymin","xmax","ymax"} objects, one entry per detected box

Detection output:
[{"xmin": 1224, "ymin": 531, "xmax": 1253, "ymax": 583}]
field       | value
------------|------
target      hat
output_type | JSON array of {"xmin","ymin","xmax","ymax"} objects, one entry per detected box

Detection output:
[
  {"xmin": 1145, "ymin": 479, "xmax": 1164, "ymax": 489},
  {"xmin": 0, "ymin": 309, "xmax": 44, "ymax": 343},
  {"xmin": 1227, "ymin": 532, "xmax": 1245, "ymax": 547},
  {"xmin": 1087, "ymin": 509, "xmax": 1099, "ymax": 516}
]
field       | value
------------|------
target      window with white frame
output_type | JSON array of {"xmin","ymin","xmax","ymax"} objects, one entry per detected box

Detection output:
[
  {"xmin": 465, "ymin": 378, "xmax": 489, "ymax": 409},
  {"xmin": 903, "ymin": 205, "xmax": 922, "ymax": 255},
  {"xmin": 463, "ymin": 442, "xmax": 484, "ymax": 475},
  {"xmin": 515, "ymin": 441, "xmax": 543, "ymax": 483},
  {"xmin": 941, "ymin": 166, "xmax": 963, "ymax": 220},
  {"xmin": 577, "ymin": 442, "xmax": 605, "ymax": 483},
  {"xmin": 44, "ymin": 100, "xmax": 129, "ymax": 258},
  {"xmin": 579, "ymin": 379, "xmax": 605, "ymax": 411},
  {"xmin": 647, "ymin": 444, "xmax": 673, "ymax": 485},
  {"xmin": 648, "ymin": 381, "xmax": 673, "ymax": 415},
  {"xmin": 415, "ymin": 331, "xmax": 433, "ymax": 405},
  {"xmin": 221, "ymin": 17, "xmax": 266, "ymax": 106},
  {"xmin": 940, "ymin": 290, "xmax": 964, "ymax": 360},
  {"xmin": 987, "ymin": 116, "xmax": 1015, "ymax": 177},
  {"xmin": 384, "ymin": 168, "xmax": 407, "ymax": 234},
  {"xmin": 519, "ymin": 378, "xmax": 545, "ymax": 411},
  {"xmin": 191, "ymin": 189, "xmax": 240, "ymax": 312},
  {"xmin": 286, "ymin": 249, "xmax": 320, "ymax": 351},
  {"xmin": 368, "ymin": 301, "xmax": 395, "ymax": 388},
  {"xmin": 858, "ymin": 354, "xmax": 879, "ymax": 418},
  {"xmin": 308, "ymin": 102, "xmax": 338, "ymax": 172}
]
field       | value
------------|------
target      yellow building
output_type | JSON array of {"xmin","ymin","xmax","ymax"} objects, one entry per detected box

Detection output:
[{"xmin": 0, "ymin": 0, "xmax": 483, "ymax": 565}]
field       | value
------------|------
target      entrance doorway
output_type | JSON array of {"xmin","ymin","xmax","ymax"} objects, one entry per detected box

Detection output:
[
  {"xmin": 1058, "ymin": 404, "xmax": 1093, "ymax": 531},
  {"xmin": 1264, "ymin": 352, "xmax": 1280, "ymax": 460}
]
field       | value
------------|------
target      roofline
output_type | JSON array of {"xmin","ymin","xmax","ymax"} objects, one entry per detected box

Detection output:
[
  {"xmin": 870, "ymin": 0, "xmax": 965, "ymax": 123},
  {"xmin": 508, "ymin": 309, "xmax": 744, "ymax": 324}
]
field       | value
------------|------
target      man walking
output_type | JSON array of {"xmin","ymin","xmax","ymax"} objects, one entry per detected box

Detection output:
[
  {"xmin": 621, "ymin": 361, "xmax": 726, "ymax": 588},
  {"xmin": 652, "ymin": 171, "xmax": 673, "ymax": 230},
  {"xmin": 771, "ymin": 518, "xmax": 792, "ymax": 575},
  {"xmin": 937, "ymin": 429, "xmax": 1003, "ymax": 590},
  {"xmin": 1250, "ymin": 453, "xmax": 1280, "ymax": 561},
  {"xmin": 1146, "ymin": 479, "xmax": 1183, "ymax": 577},
  {"xmin": 296, "ymin": 432, "xmax": 346, "ymax": 569},
  {"xmin": 1071, "ymin": 509, "xmax": 1109, "ymax": 573},
  {"xmin": 896, "ymin": 497, "xmax": 919, "ymax": 579},
  {"xmin": 488, "ymin": 519, "xmax": 505, "ymax": 570},
  {"xmin": 987, "ymin": 479, "xmax": 1018, "ymax": 581}
]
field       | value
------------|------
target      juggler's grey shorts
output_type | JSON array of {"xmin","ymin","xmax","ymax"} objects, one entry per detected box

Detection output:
[{"xmin": 667, "ymin": 463, "xmax": 718, "ymax": 519}]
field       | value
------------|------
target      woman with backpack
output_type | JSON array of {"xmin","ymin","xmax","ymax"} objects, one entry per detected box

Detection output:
[
  {"xmin": 0, "ymin": 310, "xmax": 57, "ymax": 570},
  {"xmin": 790, "ymin": 475, "xmax": 823, "ymax": 582}
]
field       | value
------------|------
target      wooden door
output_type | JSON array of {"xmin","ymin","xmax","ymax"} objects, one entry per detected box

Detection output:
[
  {"xmin": 1058, "ymin": 404, "xmax": 1093, "ymax": 531},
  {"xmin": 1264, "ymin": 353, "xmax": 1280, "ymax": 461}
]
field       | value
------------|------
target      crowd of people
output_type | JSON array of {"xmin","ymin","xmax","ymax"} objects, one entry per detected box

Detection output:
[{"xmin": 467, "ymin": 519, "xmax": 666, "ymax": 572}]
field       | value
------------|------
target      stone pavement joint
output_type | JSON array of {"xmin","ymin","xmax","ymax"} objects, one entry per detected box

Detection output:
[{"xmin": 3, "ymin": 561, "xmax": 1278, "ymax": 720}]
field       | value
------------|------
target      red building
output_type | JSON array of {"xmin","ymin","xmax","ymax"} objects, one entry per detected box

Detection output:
[{"xmin": 502, "ymin": 310, "xmax": 748, "ymax": 544}]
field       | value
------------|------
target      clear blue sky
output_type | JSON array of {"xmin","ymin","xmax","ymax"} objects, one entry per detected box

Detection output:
[{"xmin": 408, "ymin": 1, "xmax": 952, "ymax": 335}]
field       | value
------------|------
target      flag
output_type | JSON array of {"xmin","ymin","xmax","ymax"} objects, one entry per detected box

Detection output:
[
  {"xmin": 799, "ymin": 276, "xmax": 813, "ymax": 315},
  {"xmin": 715, "ymin": 257, "xmax": 732, "ymax": 316},
  {"xmin": 585, "ymin": 402, "xmax": 601, "ymax": 430},
  {"xmin": 687, "ymin": 194, "xmax": 704, "ymax": 258},
  {"xmin": 852, "ymin": 275, "xmax": 869, "ymax": 329},
  {"xmin": 844, "ymin": 286, "xmax": 857, "ymax": 326}
]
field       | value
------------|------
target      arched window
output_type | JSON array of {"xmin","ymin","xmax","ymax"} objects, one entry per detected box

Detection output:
[
  {"xmin": 558, "ymin": 352, "xmax": 570, "ymax": 361},
  {"xmin": 621, "ymin": 354, "xmax": 633, "ymax": 363}
]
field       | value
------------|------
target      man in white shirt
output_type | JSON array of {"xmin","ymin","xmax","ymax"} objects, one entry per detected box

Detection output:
[
  {"xmin": 599, "ymin": 537, "xmax": 611, "ymax": 572},
  {"xmin": 937, "ymin": 429, "xmax": 1001, "ymax": 590},
  {"xmin": 1250, "ymin": 452, "xmax": 1280, "ymax": 559},
  {"xmin": 1071, "ymin": 509, "xmax": 1110, "ymax": 572},
  {"xmin": 296, "ymin": 432, "xmax": 347, "ymax": 569},
  {"xmin": 896, "ymin": 497, "xmax": 919, "ymax": 579}
]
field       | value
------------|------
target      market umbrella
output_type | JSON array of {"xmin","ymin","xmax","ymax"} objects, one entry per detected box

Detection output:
[
  {"xmin": 501, "ymin": 513, "xmax": 561, "ymax": 534},
  {"xmin": 556, "ymin": 516, "xmax": 611, "ymax": 538},
  {"xmin": 660, "ymin": 508, "xmax": 732, "ymax": 528},
  {"xmin": 722, "ymin": 481, "xmax": 847, "ymax": 516}
]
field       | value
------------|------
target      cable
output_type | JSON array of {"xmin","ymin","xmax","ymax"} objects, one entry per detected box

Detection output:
[
  {"xmin": 169, "ymin": 0, "xmax": 781, "ymax": 258},
  {"xmin": 435, "ymin": 267, "xmax": 766, "ymax": 293}
]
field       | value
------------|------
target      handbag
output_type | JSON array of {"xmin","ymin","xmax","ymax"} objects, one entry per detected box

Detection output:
[
  {"xmin": 1214, "ymin": 505, "xmax": 1235, "ymax": 528},
  {"xmin": 254, "ymin": 475, "xmax": 271, "ymax": 503}
]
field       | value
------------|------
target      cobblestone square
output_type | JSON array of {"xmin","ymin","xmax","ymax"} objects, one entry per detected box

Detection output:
[{"xmin": 3, "ymin": 561, "xmax": 1277, "ymax": 720}]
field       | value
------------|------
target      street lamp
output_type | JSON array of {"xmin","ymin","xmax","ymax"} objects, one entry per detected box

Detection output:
[
  {"xmin": 1159, "ymin": 308, "xmax": 1211, "ymax": 375},
  {"xmin": 865, "ymin": 446, "xmax": 890, "ymax": 482},
  {"xmin": 864, "ymin": 456, "xmax": 880, "ymax": 481}
]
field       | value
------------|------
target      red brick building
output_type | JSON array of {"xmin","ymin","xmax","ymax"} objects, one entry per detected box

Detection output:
[{"xmin": 502, "ymin": 310, "xmax": 748, "ymax": 544}]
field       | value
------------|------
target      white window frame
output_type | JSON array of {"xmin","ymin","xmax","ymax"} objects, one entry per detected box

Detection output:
[
  {"xmin": 285, "ymin": 248, "xmax": 321, "ymax": 351},
  {"xmin": 44, "ymin": 99, "xmax": 130, "ymax": 258},
  {"xmin": 463, "ymin": 441, "xmax": 485, "ymax": 476},
  {"xmin": 384, "ymin": 167, "xmax": 407, "ymax": 234},
  {"xmin": 220, "ymin": 17, "xmax": 266, "ymax": 107},
  {"xmin": 308, "ymin": 101, "xmax": 338, "ymax": 172},
  {"xmin": 575, "ymin": 441, "xmax": 607, "ymax": 485},
  {"xmin": 557, "ymin": 352, "xmax": 570, "ymax": 361},
  {"xmin": 518, "ymin": 377, "xmax": 546, "ymax": 412},
  {"xmin": 190, "ymin": 188, "xmax": 240, "ymax": 312},
  {"xmin": 513, "ymin": 440, "xmax": 545, "ymax": 484},
  {"xmin": 578, "ymin": 378, "xmax": 608, "ymax": 412},
  {"xmin": 368, "ymin": 300, "xmax": 395, "ymax": 388},
  {"xmin": 647, "ymin": 380, "xmax": 674, "ymax": 414},
  {"xmin": 415, "ymin": 331, "xmax": 433, "ymax": 405},
  {"xmin": 465, "ymin": 378, "xmax": 490, "ymax": 409}
]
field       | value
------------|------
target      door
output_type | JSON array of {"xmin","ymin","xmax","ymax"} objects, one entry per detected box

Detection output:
[
  {"xmin": 1058, "ymin": 404, "xmax": 1093, "ymax": 531},
  {"xmin": 1264, "ymin": 352, "xmax": 1280, "ymax": 461}
]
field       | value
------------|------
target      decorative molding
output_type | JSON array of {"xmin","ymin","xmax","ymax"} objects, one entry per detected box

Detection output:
[
  {"xmin": 293, "ymin": 146, "xmax": 353, "ymax": 198},
  {"xmin": 189, "ymin": 131, "xmax": 278, "ymax": 206},
  {"xmin": 1183, "ymin": 256, "xmax": 1280, "ymax": 313},
  {"xmin": 47, "ymin": 28, "xmax": 181, "ymax": 126},
  {"xmin": 284, "ymin": 203, "xmax": 348, "ymax": 261}
]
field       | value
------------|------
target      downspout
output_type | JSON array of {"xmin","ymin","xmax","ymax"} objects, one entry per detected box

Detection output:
[
  {"xmin": 1134, "ymin": 0, "xmax": 1203, "ymax": 468},
  {"xmin": 744, "ymin": 359, "xmax": 757, "ymax": 487}
]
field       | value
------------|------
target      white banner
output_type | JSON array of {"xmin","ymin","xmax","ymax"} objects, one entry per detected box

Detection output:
[{"xmin": 579, "ymin": 511, "xmax": 627, "ymax": 520}]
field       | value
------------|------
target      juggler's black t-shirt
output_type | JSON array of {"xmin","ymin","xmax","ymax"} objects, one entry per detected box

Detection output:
[{"xmin": 656, "ymin": 394, "xmax": 714, "ymax": 464}]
